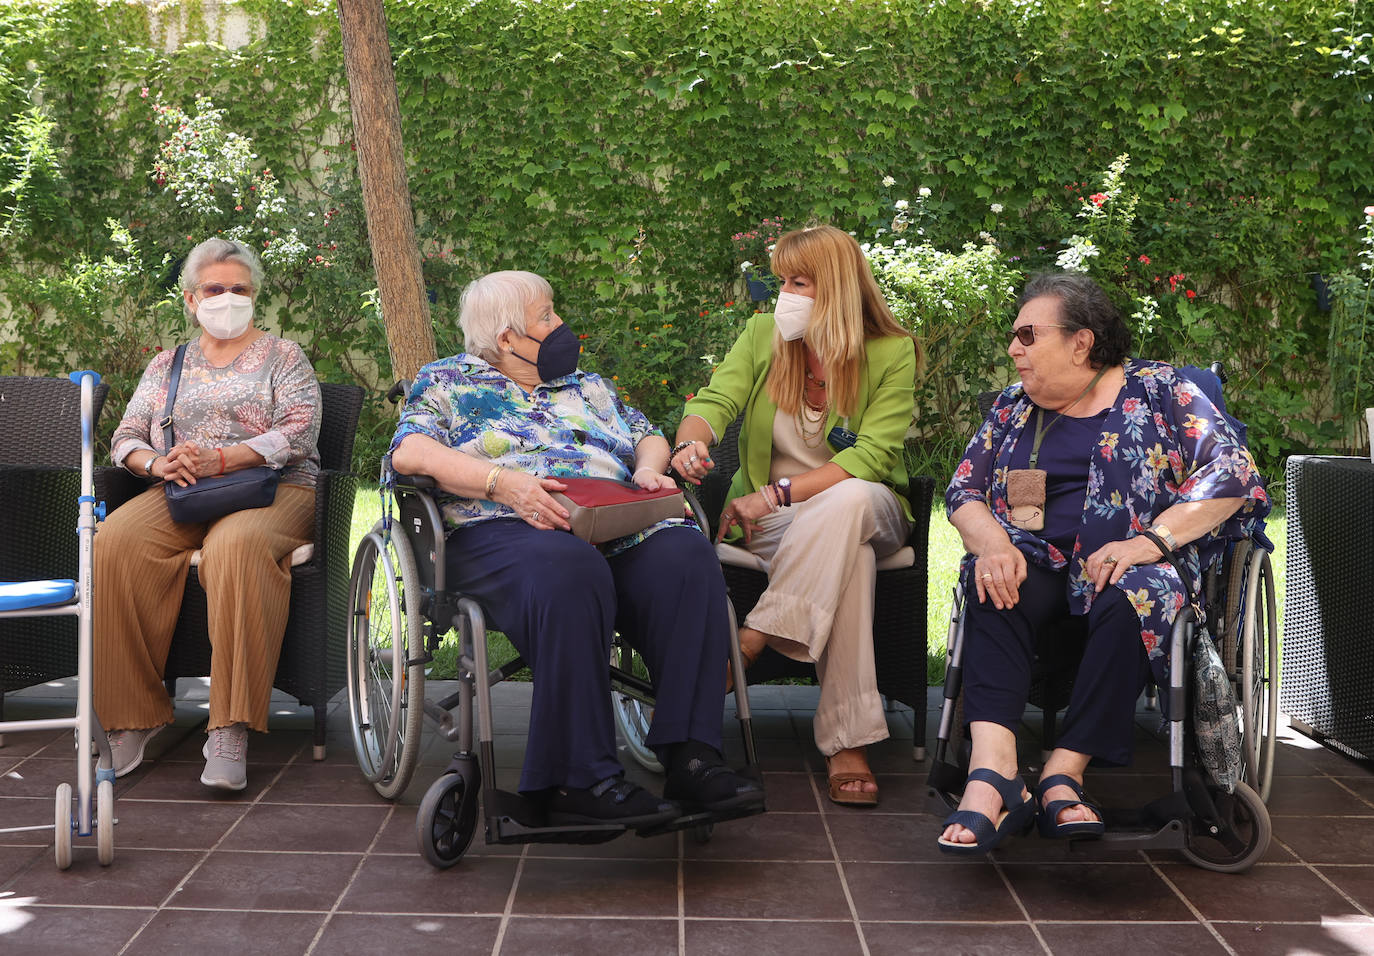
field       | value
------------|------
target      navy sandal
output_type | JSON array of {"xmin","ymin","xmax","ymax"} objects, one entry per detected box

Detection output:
[
  {"xmin": 937, "ymin": 768, "xmax": 1036, "ymax": 856},
  {"xmin": 1034, "ymin": 773, "xmax": 1105, "ymax": 839}
]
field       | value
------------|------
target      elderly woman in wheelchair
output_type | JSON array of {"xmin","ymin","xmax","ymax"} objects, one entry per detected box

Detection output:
[
  {"xmin": 388, "ymin": 270, "xmax": 763, "ymax": 831},
  {"xmin": 937, "ymin": 272, "xmax": 1269, "ymax": 855}
]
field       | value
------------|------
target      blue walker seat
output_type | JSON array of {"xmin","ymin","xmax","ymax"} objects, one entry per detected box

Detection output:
[{"xmin": 0, "ymin": 580, "xmax": 78, "ymax": 611}]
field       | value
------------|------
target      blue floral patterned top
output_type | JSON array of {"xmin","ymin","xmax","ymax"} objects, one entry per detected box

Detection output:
[
  {"xmin": 946, "ymin": 359, "xmax": 1270, "ymax": 681},
  {"xmin": 389, "ymin": 353, "xmax": 690, "ymax": 553}
]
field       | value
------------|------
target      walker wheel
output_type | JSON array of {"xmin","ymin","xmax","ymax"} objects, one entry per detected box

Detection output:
[
  {"xmin": 54, "ymin": 783, "xmax": 72, "ymax": 870},
  {"xmin": 417, "ymin": 771, "xmax": 478, "ymax": 869},
  {"xmin": 97, "ymin": 779, "xmax": 115, "ymax": 866}
]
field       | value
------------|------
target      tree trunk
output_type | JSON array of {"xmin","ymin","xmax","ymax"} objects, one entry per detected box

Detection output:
[{"xmin": 335, "ymin": 0, "xmax": 436, "ymax": 384}]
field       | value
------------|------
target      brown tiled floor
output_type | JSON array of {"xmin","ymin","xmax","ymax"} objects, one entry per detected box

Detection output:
[{"xmin": 2, "ymin": 679, "xmax": 1373, "ymax": 955}]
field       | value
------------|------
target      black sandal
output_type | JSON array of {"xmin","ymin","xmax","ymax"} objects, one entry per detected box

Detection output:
[{"xmin": 1034, "ymin": 773, "xmax": 1105, "ymax": 839}]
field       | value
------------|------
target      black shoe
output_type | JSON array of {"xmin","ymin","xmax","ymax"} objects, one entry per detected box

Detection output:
[
  {"xmin": 546, "ymin": 775, "xmax": 681, "ymax": 831},
  {"xmin": 663, "ymin": 751, "xmax": 766, "ymax": 813}
]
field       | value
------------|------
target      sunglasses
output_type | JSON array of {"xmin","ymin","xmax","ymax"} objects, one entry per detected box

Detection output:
[
  {"xmin": 195, "ymin": 283, "xmax": 254, "ymax": 298},
  {"xmin": 1007, "ymin": 324, "xmax": 1068, "ymax": 347}
]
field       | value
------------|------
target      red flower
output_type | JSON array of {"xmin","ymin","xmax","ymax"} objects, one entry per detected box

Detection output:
[
  {"xmin": 1185, "ymin": 289, "xmax": 1196, "ymax": 299},
  {"xmin": 1089, "ymin": 193, "xmax": 1107, "ymax": 206},
  {"xmin": 724, "ymin": 300, "xmax": 734, "ymax": 307},
  {"xmin": 1137, "ymin": 254, "xmax": 1150, "ymax": 264}
]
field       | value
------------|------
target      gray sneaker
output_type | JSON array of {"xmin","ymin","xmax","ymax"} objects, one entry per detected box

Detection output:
[
  {"xmin": 200, "ymin": 723, "xmax": 249, "ymax": 791},
  {"xmin": 107, "ymin": 725, "xmax": 165, "ymax": 777}
]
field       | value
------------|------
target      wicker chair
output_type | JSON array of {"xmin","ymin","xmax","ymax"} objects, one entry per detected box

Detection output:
[
  {"xmin": 0, "ymin": 375, "xmax": 111, "ymax": 717},
  {"xmin": 696, "ymin": 418, "xmax": 934, "ymax": 760},
  {"xmin": 101, "ymin": 382, "xmax": 363, "ymax": 758}
]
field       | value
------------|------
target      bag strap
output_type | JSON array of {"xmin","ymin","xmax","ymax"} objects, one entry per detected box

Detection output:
[
  {"xmin": 160, "ymin": 344, "xmax": 188, "ymax": 451},
  {"xmin": 1141, "ymin": 527, "xmax": 1200, "ymax": 617}
]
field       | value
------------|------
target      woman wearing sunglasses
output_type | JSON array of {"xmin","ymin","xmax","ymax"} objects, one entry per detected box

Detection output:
[
  {"xmin": 94, "ymin": 237, "xmax": 321, "ymax": 792},
  {"xmin": 937, "ymin": 271, "xmax": 1269, "ymax": 854},
  {"xmin": 671, "ymin": 225, "xmax": 920, "ymax": 807}
]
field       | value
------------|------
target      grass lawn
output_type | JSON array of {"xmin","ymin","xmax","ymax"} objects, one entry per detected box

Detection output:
[{"xmin": 348, "ymin": 487, "xmax": 1286, "ymax": 686}]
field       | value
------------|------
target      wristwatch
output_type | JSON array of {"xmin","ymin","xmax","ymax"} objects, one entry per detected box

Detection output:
[
  {"xmin": 143, "ymin": 454, "xmax": 159, "ymax": 477},
  {"xmin": 775, "ymin": 477, "xmax": 792, "ymax": 507},
  {"xmin": 1149, "ymin": 524, "xmax": 1177, "ymax": 551}
]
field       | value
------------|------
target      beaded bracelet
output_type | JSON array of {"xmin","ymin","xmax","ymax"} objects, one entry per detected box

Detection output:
[
  {"xmin": 760, "ymin": 484, "xmax": 779, "ymax": 513},
  {"xmin": 671, "ymin": 439, "xmax": 696, "ymax": 456},
  {"xmin": 484, "ymin": 465, "xmax": 504, "ymax": 499}
]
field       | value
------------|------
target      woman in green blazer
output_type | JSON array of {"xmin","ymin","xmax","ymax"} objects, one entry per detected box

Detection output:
[{"xmin": 672, "ymin": 225, "xmax": 920, "ymax": 806}]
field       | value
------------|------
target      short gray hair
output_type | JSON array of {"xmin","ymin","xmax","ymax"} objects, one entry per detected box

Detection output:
[
  {"xmin": 459, "ymin": 271, "xmax": 553, "ymax": 359},
  {"xmin": 180, "ymin": 238, "xmax": 265, "ymax": 322}
]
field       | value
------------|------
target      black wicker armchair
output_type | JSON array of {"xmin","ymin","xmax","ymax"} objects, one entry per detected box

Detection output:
[
  {"xmin": 0, "ymin": 375, "xmax": 111, "ymax": 717},
  {"xmin": 101, "ymin": 382, "xmax": 363, "ymax": 758},
  {"xmin": 696, "ymin": 418, "xmax": 934, "ymax": 760}
]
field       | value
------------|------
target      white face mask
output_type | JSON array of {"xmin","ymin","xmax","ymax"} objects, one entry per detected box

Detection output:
[
  {"xmin": 773, "ymin": 291, "xmax": 815, "ymax": 341},
  {"xmin": 196, "ymin": 291, "xmax": 255, "ymax": 340}
]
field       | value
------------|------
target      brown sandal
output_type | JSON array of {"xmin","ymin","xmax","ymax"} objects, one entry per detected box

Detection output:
[{"xmin": 827, "ymin": 770, "xmax": 879, "ymax": 807}]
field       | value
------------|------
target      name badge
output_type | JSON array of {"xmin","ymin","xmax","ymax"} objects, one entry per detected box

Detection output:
[{"xmin": 827, "ymin": 425, "xmax": 858, "ymax": 450}]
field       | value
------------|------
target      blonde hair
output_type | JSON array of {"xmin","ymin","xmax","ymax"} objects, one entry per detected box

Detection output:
[{"xmin": 766, "ymin": 225, "xmax": 917, "ymax": 417}]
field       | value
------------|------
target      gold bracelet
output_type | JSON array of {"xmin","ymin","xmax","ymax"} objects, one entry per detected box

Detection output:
[{"xmin": 484, "ymin": 465, "xmax": 504, "ymax": 499}]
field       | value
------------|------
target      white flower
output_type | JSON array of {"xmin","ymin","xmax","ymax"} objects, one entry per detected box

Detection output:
[
  {"xmin": 990, "ymin": 203, "xmax": 1004, "ymax": 214},
  {"xmin": 894, "ymin": 199, "xmax": 910, "ymax": 210},
  {"xmin": 918, "ymin": 186, "xmax": 932, "ymax": 198},
  {"xmin": 740, "ymin": 261, "xmax": 753, "ymax": 273},
  {"xmin": 881, "ymin": 175, "xmax": 896, "ymax": 187}
]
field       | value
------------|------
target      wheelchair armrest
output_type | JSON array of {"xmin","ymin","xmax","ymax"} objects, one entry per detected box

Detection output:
[{"xmin": 393, "ymin": 471, "xmax": 437, "ymax": 491}]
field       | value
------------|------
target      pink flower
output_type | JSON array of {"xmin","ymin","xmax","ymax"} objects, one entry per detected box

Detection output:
[
  {"xmin": 1365, "ymin": 205, "xmax": 1374, "ymax": 217},
  {"xmin": 140, "ymin": 87, "xmax": 149, "ymax": 98},
  {"xmin": 1089, "ymin": 192, "xmax": 1107, "ymax": 206},
  {"xmin": 1137, "ymin": 254, "xmax": 1150, "ymax": 264}
]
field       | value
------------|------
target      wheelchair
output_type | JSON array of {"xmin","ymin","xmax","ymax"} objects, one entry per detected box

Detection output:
[
  {"xmin": 0, "ymin": 371, "xmax": 117, "ymax": 868},
  {"xmin": 927, "ymin": 370, "xmax": 1278, "ymax": 874},
  {"xmin": 346, "ymin": 465, "xmax": 764, "ymax": 869}
]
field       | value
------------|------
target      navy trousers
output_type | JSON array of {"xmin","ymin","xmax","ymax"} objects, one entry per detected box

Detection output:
[
  {"xmin": 445, "ymin": 520, "xmax": 729, "ymax": 793},
  {"xmin": 962, "ymin": 561, "xmax": 1152, "ymax": 766}
]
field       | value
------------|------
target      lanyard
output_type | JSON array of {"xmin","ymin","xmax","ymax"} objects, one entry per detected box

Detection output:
[{"xmin": 1028, "ymin": 366, "xmax": 1109, "ymax": 469}]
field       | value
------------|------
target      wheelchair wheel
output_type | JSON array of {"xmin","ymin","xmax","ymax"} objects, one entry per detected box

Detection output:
[
  {"xmin": 611, "ymin": 638, "xmax": 662, "ymax": 773},
  {"xmin": 417, "ymin": 770, "xmax": 479, "ymax": 869},
  {"xmin": 54, "ymin": 783, "xmax": 72, "ymax": 870},
  {"xmin": 1181, "ymin": 780, "xmax": 1271, "ymax": 873},
  {"xmin": 348, "ymin": 522, "xmax": 426, "ymax": 799},
  {"xmin": 1222, "ymin": 542, "xmax": 1278, "ymax": 803}
]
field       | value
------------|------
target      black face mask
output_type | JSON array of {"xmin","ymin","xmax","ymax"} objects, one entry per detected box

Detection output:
[{"xmin": 510, "ymin": 322, "xmax": 580, "ymax": 382}]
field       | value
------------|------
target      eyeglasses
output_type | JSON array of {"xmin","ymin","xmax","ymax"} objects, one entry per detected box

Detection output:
[
  {"xmin": 195, "ymin": 283, "xmax": 254, "ymax": 298},
  {"xmin": 1007, "ymin": 324, "xmax": 1068, "ymax": 347}
]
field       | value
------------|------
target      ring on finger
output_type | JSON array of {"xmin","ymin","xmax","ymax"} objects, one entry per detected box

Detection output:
[
  {"xmin": 531, "ymin": 511, "xmax": 540, "ymax": 522},
  {"xmin": 981, "ymin": 572, "xmax": 994, "ymax": 580},
  {"xmin": 1103, "ymin": 556, "xmax": 1119, "ymax": 566}
]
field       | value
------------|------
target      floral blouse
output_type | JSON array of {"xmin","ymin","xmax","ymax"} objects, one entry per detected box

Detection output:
[
  {"xmin": 946, "ymin": 359, "xmax": 1270, "ymax": 682},
  {"xmin": 111, "ymin": 334, "xmax": 321, "ymax": 487},
  {"xmin": 390, "ymin": 354, "xmax": 690, "ymax": 553}
]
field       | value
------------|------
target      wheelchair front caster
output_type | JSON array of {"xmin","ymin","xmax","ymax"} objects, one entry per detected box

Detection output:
[
  {"xmin": 417, "ymin": 769, "xmax": 480, "ymax": 869},
  {"xmin": 1181, "ymin": 781, "xmax": 1271, "ymax": 873}
]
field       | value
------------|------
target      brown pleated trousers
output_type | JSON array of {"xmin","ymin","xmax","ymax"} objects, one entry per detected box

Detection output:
[{"xmin": 93, "ymin": 482, "xmax": 315, "ymax": 733}]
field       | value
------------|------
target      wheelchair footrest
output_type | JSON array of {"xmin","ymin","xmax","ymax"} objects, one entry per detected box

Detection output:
[{"xmin": 483, "ymin": 788, "xmax": 626, "ymax": 846}]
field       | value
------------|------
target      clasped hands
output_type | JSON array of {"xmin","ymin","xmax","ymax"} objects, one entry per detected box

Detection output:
[
  {"xmin": 157, "ymin": 442, "xmax": 223, "ymax": 487},
  {"xmin": 973, "ymin": 534, "xmax": 1164, "ymax": 610}
]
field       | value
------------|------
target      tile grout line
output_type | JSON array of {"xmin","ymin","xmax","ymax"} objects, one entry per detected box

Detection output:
[
  {"xmin": 677, "ymin": 830, "xmax": 687, "ymax": 956},
  {"xmin": 490, "ymin": 843, "xmax": 530, "ymax": 954},
  {"xmin": 115, "ymin": 724, "xmax": 305, "ymax": 956},
  {"xmin": 303, "ymin": 799, "xmax": 397, "ymax": 955},
  {"xmin": 988, "ymin": 859, "xmax": 1052, "ymax": 955},
  {"xmin": 1146, "ymin": 856, "xmax": 1238, "ymax": 956},
  {"xmin": 806, "ymin": 766, "xmax": 872, "ymax": 956}
]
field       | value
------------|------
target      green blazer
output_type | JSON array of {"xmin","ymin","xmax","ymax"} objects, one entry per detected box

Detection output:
[{"xmin": 683, "ymin": 311, "xmax": 917, "ymax": 525}]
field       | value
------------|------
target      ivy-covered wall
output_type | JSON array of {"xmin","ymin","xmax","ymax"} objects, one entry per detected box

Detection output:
[{"xmin": 1, "ymin": 0, "xmax": 1369, "ymax": 478}]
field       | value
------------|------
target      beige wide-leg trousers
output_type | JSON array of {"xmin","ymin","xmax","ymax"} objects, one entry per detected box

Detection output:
[
  {"xmin": 741, "ymin": 478, "xmax": 910, "ymax": 756},
  {"xmin": 93, "ymin": 482, "xmax": 315, "ymax": 733}
]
